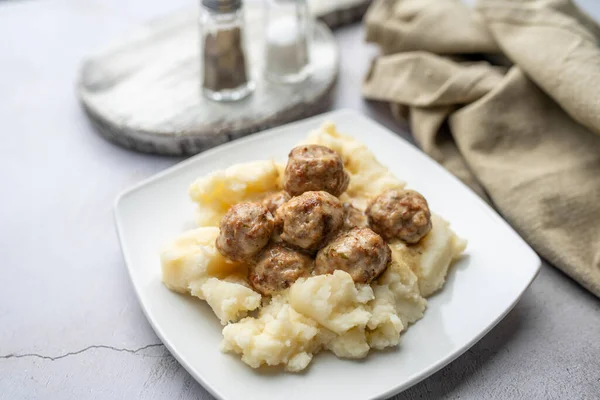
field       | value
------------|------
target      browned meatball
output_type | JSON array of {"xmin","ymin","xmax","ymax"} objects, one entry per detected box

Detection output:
[
  {"xmin": 366, "ymin": 189, "xmax": 432, "ymax": 244},
  {"xmin": 216, "ymin": 202, "xmax": 274, "ymax": 262},
  {"xmin": 314, "ymin": 228, "xmax": 391, "ymax": 284},
  {"xmin": 276, "ymin": 191, "xmax": 345, "ymax": 252},
  {"xmin": 249, "ymin": 244, "xmax": 313, "ymax": 295},
  {"xmin": 343, "ymin": 203, "xmax": 368, "ymax": 231},
  {"xmin": 262, "ymin": 191, "xmax": 291, "ymax": 215},
  {"xmin": 283, "ymin": 145, "xmax": 350, "ymax": 196}
]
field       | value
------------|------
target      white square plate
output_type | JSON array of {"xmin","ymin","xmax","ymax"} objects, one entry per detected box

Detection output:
[{"xmin": 115, "ymin": 110, "xmax": 540, "ymax": 400}]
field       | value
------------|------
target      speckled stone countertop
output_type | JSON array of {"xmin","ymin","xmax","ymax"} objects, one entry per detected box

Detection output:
[{"xmin": 1, "ymin": 1, "xmax": 598, "ymax": 399}]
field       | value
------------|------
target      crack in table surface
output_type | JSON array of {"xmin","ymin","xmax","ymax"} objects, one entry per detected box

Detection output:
[{"xmin": 0, "ymin": 343, "xmax": 165, "ymax": 362}]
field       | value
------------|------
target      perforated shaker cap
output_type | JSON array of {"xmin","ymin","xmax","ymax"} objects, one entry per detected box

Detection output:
[{"xmin": 202, "ymin": 0, "xmax": 242, "ymax": 12}]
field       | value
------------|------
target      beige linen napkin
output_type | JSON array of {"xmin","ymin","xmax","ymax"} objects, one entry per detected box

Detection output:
[{"xmin": 363, "ymin": 0, "xmax": 600, "ymax": 297}]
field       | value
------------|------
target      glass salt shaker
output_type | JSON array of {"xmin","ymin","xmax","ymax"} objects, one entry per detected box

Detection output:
[
  {"xmin": 264, "ymin": 0, "xmax": 311, "ymax": 84},
  {"xmin": 199, "ymin": 0, "xmax": 254, "ymax": 101}
]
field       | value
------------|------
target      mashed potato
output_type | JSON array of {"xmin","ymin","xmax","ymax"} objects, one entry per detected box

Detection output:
[
  {"xmin": 160, "ymin": 227, "xmax": 240, "ymax": 294},
  {"xmin": 161, "ymin": 122, "xmax": 466, "ymax": 372},
  {"xmin": 389, "ymin": 214, "xmax": 467, "ymax": 297},
  {"xmin": 221, "ymin": 296, "xmax": 323, "ymax": 372},
  {"xmin": 196, "ymin": 278, "xmax": 261, "ymax": 325},
  {"xmin": 377, "ymin": 262, "xmax": 427, "ymax": 327},
  {"xmin": 289, "ymin": 270, "xmax": 373, "ymax": 335},
  {"xmin": 366, "ymin": 284, "xmax": 404, "ymax": 350},
  {"xmin": 189, "ymin": 160, "xmax": 282, "ymax": 227}
]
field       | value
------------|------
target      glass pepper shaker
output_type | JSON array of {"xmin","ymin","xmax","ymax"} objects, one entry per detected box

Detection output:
[
  {"xmin": 199, "ymin": 0, "xmax": 254, "ymax": 101},
  {"xmin": 264, "ymin": 0, "xmax": 311, "ymax": 84}
]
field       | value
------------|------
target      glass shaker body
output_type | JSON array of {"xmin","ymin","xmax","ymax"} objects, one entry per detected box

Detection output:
[
  {"xmin": 264, "ymin": 0, "xmax": 311, "ymax": 84},
  {"xmin": 199, "ymin": 4, "xmax": 254, "ymax": 101}
]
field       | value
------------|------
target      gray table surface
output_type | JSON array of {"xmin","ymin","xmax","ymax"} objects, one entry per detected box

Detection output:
[{"xmin": 1, "ymin": 1, "xmax": 599, "ymax": 399}]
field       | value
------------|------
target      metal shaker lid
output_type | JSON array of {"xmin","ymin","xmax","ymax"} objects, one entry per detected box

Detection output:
[{"xmin": 202, "ymin": 0, "xmax": 242, "ymax": 12}]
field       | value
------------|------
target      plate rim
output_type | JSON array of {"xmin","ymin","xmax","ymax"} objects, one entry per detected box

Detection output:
[{"xmin": 114, "ymin": 109, "xmax": 541, "ymax": 400}]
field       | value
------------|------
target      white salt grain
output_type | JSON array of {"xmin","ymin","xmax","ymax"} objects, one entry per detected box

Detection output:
[{"xmin": 265, "ymin": 16, "xmax": 309, "ymax": 80}]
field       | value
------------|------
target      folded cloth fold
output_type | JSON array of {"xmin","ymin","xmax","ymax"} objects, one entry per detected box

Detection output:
[{"xmin": 363, "ymin": 0, "xmax": 600, "ymax": 297}]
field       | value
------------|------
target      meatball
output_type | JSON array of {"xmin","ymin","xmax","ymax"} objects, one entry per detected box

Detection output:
[
  {"xmin": 249, "ymin": 244, "xmax": 313, "ymax": 295},
  {"xmin": 262, "ymin": 191, "xmax": 291, "ymax": 215},
  {"xmin": 343, "ymin": 203, "xmax": 368, "ymax": 230},
  {"xmin": 315, "ymin": 228, "xmax": 391, "ymax": 284},
  {"xmin": 216, "ymin": 202, "xmax": 274, "ymax": 262},
  {"xmin": 366, "ymin": 189, "xmax": 432, "ymax": 244},
  {"xmin": 276, "ymin": 191, "xmax": 345, "ymax": 252},
  {"xmin": 283, "ymin": 145, "xmax": 350, "ymax": 196}
]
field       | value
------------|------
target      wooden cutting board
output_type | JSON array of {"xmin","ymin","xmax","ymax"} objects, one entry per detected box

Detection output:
[{"xmin": 78, "ymin": 1, "xmax": 371, "ymax": 156}]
